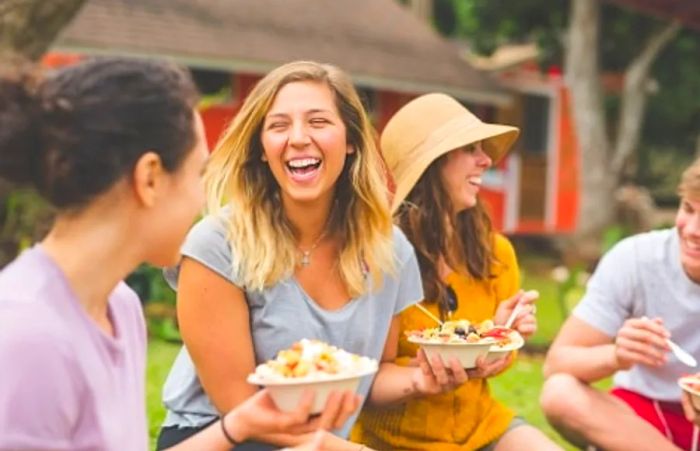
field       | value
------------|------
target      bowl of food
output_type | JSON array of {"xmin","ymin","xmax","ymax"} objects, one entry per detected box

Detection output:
[
  {"xmin": 484, "ymin": 328, "xmax": 524, "ymax": 363},
  {"xmin": 247, "ymin": 339, "xmax": 377, "ymax": 414},
  {"xmin": 678, "ymin": 373, "xmax": 700, "ymax": 410},
  {"xmin": 407, "ymin": 319, "xmax": 516, "ymax": 369}
]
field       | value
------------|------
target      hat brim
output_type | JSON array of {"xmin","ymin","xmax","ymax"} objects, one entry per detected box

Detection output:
[{"xmin": 391, "ymin": 123, "xmax": 519, "ymax": 213}]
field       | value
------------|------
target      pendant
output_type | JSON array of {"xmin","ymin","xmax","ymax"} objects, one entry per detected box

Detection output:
[{"xmin": 300, "ymin": 251, "xmax": 311, "ymax": 267}]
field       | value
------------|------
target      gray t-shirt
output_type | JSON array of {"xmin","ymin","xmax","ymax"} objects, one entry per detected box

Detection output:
[
  {"xmin": 573, "ymin": 228, "xmax": 700, "ymax": 401},
  {"xmin": 161, "ymin": 214, "xmax": 423, "ymax": 438}
]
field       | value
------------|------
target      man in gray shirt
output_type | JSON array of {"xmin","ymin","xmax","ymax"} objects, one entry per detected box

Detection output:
[{"xmin": 540, "ymin": 157, "xmax": 700, "ymax": 451}]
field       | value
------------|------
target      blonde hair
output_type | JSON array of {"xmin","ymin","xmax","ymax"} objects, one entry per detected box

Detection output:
[
  {"xmin": 679, "ymin": 157, "xmax": 700, "ymax": 200},
  {"xmin": 205, "ymin": 61, "xmax": 394, "ymax": 296}
]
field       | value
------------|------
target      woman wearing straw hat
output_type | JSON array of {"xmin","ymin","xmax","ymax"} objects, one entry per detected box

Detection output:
[{"xmin": 352, "ymin": 94, "xmax": 561, "ymax": 450}]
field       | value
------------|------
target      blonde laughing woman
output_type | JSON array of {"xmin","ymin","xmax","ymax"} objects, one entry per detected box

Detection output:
[{"xmin": 156, "ymin": 62, "xmax": 465, "ymax": 451}]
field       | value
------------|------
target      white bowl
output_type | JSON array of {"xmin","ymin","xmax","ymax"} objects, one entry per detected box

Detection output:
[
  {"xmin": 407, "ymin": 336, "xmax": 492, "ymax": 369},
  {"xmin": 678, "ymin": 376, "xmax": 700, "ymax": 410},
  {"xmin": 247, "ymin": 366, "xmax": 377, "ymax": 414},
  {"xmin": 485, "ymin": 331, "xmax": 525, "ymax": 363}
]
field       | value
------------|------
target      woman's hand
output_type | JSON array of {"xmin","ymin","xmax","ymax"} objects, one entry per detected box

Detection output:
[
  {"xmin": 227, "ymin": 389, "xmax": 361, "ymax": 443},
  {"xmin": 410, "ymin": 348, "xmax": 469, "ymax": 395},
  {"xmin": 466, "ymin": 353, "xmax": 514, "ymax": 379},
  {"xmin": 494, "ymin": 289, "xmax": 539, "ymax": 338},
  {"xmin": 614, "ymin": 316, "xmax": 670, "ymax": 370},
  {"xmin": 410, "ymin": 349, "xmax": 514, "ymax": 397}
]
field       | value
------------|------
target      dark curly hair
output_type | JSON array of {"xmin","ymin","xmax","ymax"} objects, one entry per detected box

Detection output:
[{"xmin": 0, "ymin": 57, "xmax": 199, "ymax": 209}]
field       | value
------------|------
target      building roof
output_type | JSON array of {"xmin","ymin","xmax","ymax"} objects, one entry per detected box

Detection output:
[
  {"xmin": 604, "ymin": 0, "xmax": 700, "ymax": 30},
  {"xmin": 53, "ymin": 0, "xmax": 511, "ymax": 105}
]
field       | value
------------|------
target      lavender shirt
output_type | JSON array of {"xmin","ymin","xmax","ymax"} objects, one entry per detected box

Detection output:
[{"xmin": 0, "ymin": 246, "xmax": 148, "ymax": 451}]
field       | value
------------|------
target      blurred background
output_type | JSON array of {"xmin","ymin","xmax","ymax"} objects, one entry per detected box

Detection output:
[{"xmin": 1, "ymin": 0, "xmax": 699, "ymax": 447}]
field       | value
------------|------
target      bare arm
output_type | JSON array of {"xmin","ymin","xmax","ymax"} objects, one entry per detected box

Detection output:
[
  {"xmin": 543, "ymin": 315, "xmax": 669, "ymax": 383},
  {"xmin": 177, "ymin": 257, "xmax": 258, "ymax": 413},
  {"xmin": 543, "ymin": 316, "xmax": 619, "ymax": 383}
]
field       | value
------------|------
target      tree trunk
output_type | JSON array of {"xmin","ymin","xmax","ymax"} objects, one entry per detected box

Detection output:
[
  {"xmin": 564, "ymin": 0, "xmax": 680, "ymax": 260},
  {"xmin": 0, "ymin": 0, "xmax": 86, "ymax": 60},
  {"xmin": 612, "ymin": 21, "xmax": 681, "ymax": 177},
  {"xmin": 0, "ymin": 0, "xmax": 86, "ymax": 266},
  {"xmin": 565, "ymin": 0, "xmax": 615, "ymax": 253}
]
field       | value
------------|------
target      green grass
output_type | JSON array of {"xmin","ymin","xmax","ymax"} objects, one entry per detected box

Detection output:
[{"xmin": 147, "ymin": 339, "xmax": 181, "ymax": 449}]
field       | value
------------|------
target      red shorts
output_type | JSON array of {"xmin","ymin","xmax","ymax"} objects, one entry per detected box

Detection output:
[{"xmin": 611, "ymin": 387, "xmax": 697, "ymax": 450}]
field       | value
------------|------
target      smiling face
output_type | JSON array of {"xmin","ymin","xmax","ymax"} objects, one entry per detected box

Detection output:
[
  {"xmin": 260, "ymin": 81, "xmax": 353, "ymax": 208},
  {"xmin": 439, "ymin": 141, "xmax": 492, "ymax": 213},
  {"xmin": 676, "ymin": 196, "xmax": 700, "ymax": 282}
]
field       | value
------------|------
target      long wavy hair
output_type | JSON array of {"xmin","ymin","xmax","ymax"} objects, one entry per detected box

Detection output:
[
  {"xmin": 395, "ymin": 157, "xmax": 498, "ymax": 317},
  {"xmin": 205, "ymin": 61, "xmax": 394, "ymax": 296}
]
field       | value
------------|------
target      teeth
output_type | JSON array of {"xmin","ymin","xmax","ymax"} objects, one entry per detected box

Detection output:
[
  {"xmin": 288, "ymin": 158, "xmax": 320, "ymax": 168},
  {"xmin": 468, "ymin": 177, "xmax": 482, "ymax": 185}
]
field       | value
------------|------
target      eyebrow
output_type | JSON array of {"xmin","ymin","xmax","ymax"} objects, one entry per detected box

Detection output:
[{"xmin": 265, "ymin": 108, "xmax": 334, "ymax": 119}]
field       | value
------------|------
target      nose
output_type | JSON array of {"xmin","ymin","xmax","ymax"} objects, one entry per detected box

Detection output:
[
  {"xmin": 288, "ymin": 122, "xmax": 311, "ymax": 148},
  {"xmin": 474, "ymin": 144, "xmax": 492, "ymax": 169}
]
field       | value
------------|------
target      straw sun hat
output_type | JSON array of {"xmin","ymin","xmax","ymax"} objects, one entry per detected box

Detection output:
[{"xmin": 381, "ymin": 93, "xmax": 520, "ymax": 213}]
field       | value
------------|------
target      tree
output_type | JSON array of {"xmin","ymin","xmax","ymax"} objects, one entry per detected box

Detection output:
[
  {"xmin": 0, "ymin": 0, "xmax": 87, "ymax": 265},
  {"xmin": 433, "ymin": 0, "xmax": 692, "ymax": 255},
  {"xmin": 0, "ymin": 0, "xmax": 86, "ymax": 60},
  {"xmin": 565, "ymin": 0, "xmax": 679, "ymax": 250}
]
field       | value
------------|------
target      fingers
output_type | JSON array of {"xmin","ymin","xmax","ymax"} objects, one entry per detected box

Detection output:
[
  {"xmin": 446, "ymin": 357, "xmax": 469, "ymax": 385},
  {"xmin": 512, "ymin": 305, "xmax": 537, "ymax": 337},
  {"xmin": 615, "ymin": 317, "xmax": 670, "ymax": 367},
  {"xmin": 428, "ymin": 353, "xmax": 451, "ymax": 386},
  {"xmin": 615, "ymin": 337, "xmax": 666, "ymax": 367},
  {"xmin": 316, "ymin": 390, "xmax": 361, "ymax": 430},
  {"xmin": 469, "ymin": 354, "xmax": 510, "ymax": 378},
  {"xmin": 278, "ymin": 389, "xmax": 317, "ymax": 434},
  {"xmin": 503, "ymin": 289, "xmax": 524, "ymax": 308}
]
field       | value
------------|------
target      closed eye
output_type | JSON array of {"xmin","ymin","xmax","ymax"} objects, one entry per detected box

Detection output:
[{"xmin": 310, "ymin": 118, "xmax": 331, "ymax": 127}]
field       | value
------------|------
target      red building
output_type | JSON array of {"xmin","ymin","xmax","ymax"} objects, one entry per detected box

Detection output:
[{"xmin": 47, "ymin": 0, "xmax": 579, "ymax": 234}]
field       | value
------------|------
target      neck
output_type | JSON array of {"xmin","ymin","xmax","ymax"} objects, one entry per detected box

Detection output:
[
  {"xmin": 283, "ymin": 194, "xmax": 335, "ymax": 247},
  {"xmin": 41, "ymin": 203, "xmax": 144, "ymax": 335}
]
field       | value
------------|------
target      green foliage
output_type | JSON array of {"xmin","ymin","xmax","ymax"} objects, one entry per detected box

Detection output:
[
  {"xmin": 0, "ymin": 188, "xmax": 52, "ymax": 267},
  {"xmin": 440, "ymin": 0, "xmax": 567, "ymax": 67},
  {"xmin": 430, "ymin": 0, "xmax": 700, "ymax": 195},
  {"xmin": 126, "ymin": 264, "xmax": 181, "ymax": 342},
  {"xmin": 126, "ymin": 264, "xmax": 176, "ymax": 305}
]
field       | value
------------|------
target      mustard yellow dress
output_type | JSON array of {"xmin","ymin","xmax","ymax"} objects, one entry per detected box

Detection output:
[{"xmin": 351, "ymin": 234, "xmax": 520, "ymax": 450}]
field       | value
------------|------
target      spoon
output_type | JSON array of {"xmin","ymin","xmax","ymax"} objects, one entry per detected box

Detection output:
[
  {"xmin": 414, "ymin": 303, "xmax": 443, "ymax": 326},
  {"xmin": 640, "ymin": 316, "xmax": 697, "ymax": 367},
  {"xmin": 504, "ymin": 303, "xmax": 522, "ymax": 329},
  {"xmin": 504, "ymin": 290, "xmax": 539, "ymax": 329},
  {"xmin": 668, "ymin": 339, "xmax": 697, "ymax": 367}
]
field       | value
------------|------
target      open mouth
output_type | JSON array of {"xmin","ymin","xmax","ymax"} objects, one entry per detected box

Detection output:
[
  {"xmin": 467, "ymin": 176, "xmax": 482, "ymax": 188},
  {"xmin": 286, "ymin": 157, "xmax": 322, "ymax": 181}
]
